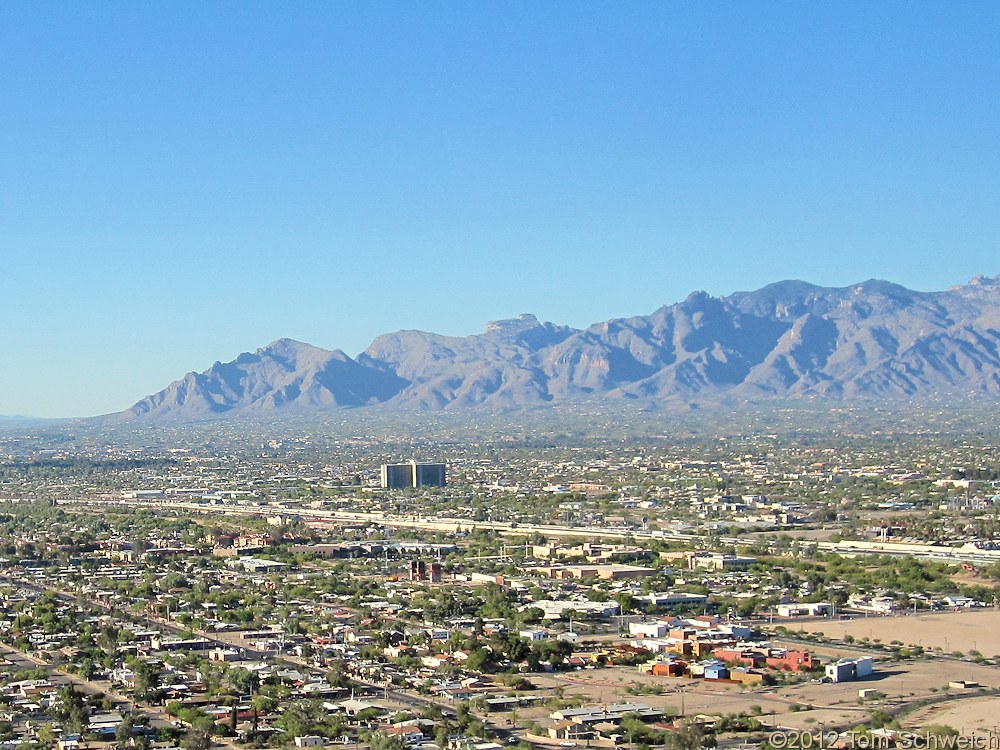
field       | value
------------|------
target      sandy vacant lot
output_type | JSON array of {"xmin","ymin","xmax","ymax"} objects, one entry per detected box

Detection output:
[
  {"xmin": 516, "ymin": 642, "xmax": 1000, "ymax": 736},
  {"xmin": 498, "ymin": 612, "xmax": 1000, "ymax": 739},
  {"xmin": 788, "ymin": 609, "xmax": 1000, "ymax": 655},
  {"xmin": 908, "ymin": 695, "xmax": 1000, "ymax": 738}
]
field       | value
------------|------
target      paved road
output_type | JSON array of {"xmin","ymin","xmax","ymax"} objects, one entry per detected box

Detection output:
[
  {"xmin": 64, "ymin": 497, "xmax": 1000, "ymax": 565},
  {"xmin": 0, "ymin": 641, "xmax": 178, "ymax": 730},
  {"xmin": 0, "ymin": 580, "xmax": 248, "ymax": 750}
]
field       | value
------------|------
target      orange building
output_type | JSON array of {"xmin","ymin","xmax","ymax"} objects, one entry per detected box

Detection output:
[{"xmin": 765, "ymin": 649, "xmax": 819, "ymax": 672}]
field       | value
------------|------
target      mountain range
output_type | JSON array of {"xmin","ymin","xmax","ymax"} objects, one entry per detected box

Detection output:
[{"xmin": 112, "ymin": 275, "xmax": 1000, "ymax": 421}]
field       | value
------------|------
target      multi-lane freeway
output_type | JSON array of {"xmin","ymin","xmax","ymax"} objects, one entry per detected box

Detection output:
[{"xmin": 64, "ymin": 496, "xmax": 1000, "ymax": 566}]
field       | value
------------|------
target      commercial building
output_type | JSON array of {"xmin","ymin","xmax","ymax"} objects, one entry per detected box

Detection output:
[
  {"xmin": 550, "ymin": 703, "xmax": 662, "ymax": 725},
  {"xmin": 380, "ymin": 461, "xmax": 447, "ymax": 489},
  {"xmin": 381, "ymin": 463, "xmax": 413, "ymax": 489},
  {"xmin": 776, "ymin": 602, "xmax": 834, "ymax": 617},
  {"xmin": 689, "ymin": 552, "xmax": 756, "ymax": 571},
  {"xmin": 413, "ymin": 462, "xmax": 446, "ymax": 487},
  {"xmin": 636, "ymin": 591, "xmax": 709, "ymax": 608},
  {"xmin": 531, "ymin": 563, "xmax": 656, "ymax": 580},
  {"xmin": 825, "ymin": 657, "xmax": 873, "ymax": 683},
  {"xmin": 765, "ymin": 648, "xmax": 820, "ymax": 672}
]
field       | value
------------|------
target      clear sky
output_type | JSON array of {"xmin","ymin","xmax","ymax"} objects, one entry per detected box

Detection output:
[{"xmin": 2, "ymin": 2, "xmax": 999, "ymax": 418}]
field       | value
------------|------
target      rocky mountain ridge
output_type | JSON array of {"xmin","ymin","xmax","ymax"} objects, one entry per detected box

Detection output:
[{"xmin": 112, "ymin": 275, "xmax": 1000, "ymax": 420}]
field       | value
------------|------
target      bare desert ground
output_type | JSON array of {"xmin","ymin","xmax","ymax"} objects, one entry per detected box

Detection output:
[
  {"xmin": 786, "ymin": 609, "xmax": 1000, "ymax": 656},
  {"xmin": 907, "ymin": 695, "xmax": 1000, "ymax": 738},
  {"xmin": 515, "ymin": 636, "xmax": 1000, "ymax": 737}
]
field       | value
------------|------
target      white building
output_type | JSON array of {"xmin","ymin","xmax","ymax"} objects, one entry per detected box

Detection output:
[
  {"xmin": 628, "ymin": 621, "xmax": 670, "ymax": 639},
  {"xmin": 825, "ymin": 657, "xmax": 874, "ymax": 683},
  {"xmin": 294, "ymin": 737, "xmax": 327, "ymax": 748},
  {"xmin": 776, "ymin": 602, "xmax": 834, "ymax": 617},
  {"xmin": 519, "ymin": 629, "xmax": 547, "ymax": 642}
]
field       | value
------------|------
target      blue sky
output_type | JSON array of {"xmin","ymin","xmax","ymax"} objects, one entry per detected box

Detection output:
[{"xmin": 2, "ymin": 2, "xmax": 999, "ymax": 417}]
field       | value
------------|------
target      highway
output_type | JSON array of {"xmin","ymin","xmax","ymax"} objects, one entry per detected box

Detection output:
[{"xmin": 63, "ymin": 496, "xmax": 1000, "ymax": 566}]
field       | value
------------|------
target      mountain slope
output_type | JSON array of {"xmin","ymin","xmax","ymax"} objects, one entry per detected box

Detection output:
[
  {"xmin": 122, "ymin": 339, "xmax": 408, "ymax": 420},
  {"xmin": 108, "ymin": 275, "xmax": 1000, "ymax": 421},
  {"xmin": 359, "ymin": 314, "xmax": 574, "ymax": 409}
]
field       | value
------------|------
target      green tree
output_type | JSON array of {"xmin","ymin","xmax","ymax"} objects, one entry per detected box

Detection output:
[
  {"xmin": 225, "ymin": 666, "xmax": 255, "ymax": 696},
  {"xmin": 456, "ymin": 701, "xmax": 473, "ymax": 732},
  {"xmin": 35, "ymin": 724, "xmax": 58, "ymax": 749},
  {"xmin": 182, "ymin": 728, "xmax": 212, "ymax": 750},
  {"xmin": 115, "ymin": 714, "xmax": 135, "ymax": 750},
  {"xmin": 665, "ymin": 720, "xmax": 715, "ymax": 750},
  {"xmin": 367, "ymin": 733, "xmax": 405, "ymax": 750},
  {"xmin": 130, "ymin": 659, "xmax": 162, "ymax": 703}
]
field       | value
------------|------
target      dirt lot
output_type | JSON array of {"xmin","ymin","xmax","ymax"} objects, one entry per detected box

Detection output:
[
  {"xmin": 511, "ymin": 642, "xmax": 1000, "ymax": 737},
  {"xmin": 906, "ymin": 695, "xmax": 1000, "ymax": 738},
  {"xmin": 487, "ymin": 612, "xmax": 1000, "ymax": 739},
  {"xmin": 786, "ymin": 609, "xmax": 1000, "ymax": 656}
]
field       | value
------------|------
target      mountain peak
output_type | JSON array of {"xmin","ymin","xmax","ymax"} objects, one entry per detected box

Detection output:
[
  {"xmin": 967, "ymin": 274, "xmax": 1000, "ymax": 287},
  {"xmin": 851, "ymin": 278, "xmax": 909, "ymax": 295},
  {"xmin": 484, "ymin": 313, "xmax": 540, "ymax": 335},
  {"xmin": 257, "ymin": 338, "xmax": 320, "ymax": 355}
]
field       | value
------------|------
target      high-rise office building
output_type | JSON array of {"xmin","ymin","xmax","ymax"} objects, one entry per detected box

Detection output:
[
  {"xmin": 413, "ymin": 462, "xmax": 446, "ymax": 488},
  {"xmin": 380, "ymin": 463, "xmax": 414, "ymax": 489},
  {"xmin": 380, "ymin": 461, "xmax": 447, "ymax": 489}
]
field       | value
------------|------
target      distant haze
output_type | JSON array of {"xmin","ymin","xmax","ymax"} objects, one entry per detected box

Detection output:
[{"xmin": 97, "ymin": 275, "xmax": 1000, "ymax": 423}]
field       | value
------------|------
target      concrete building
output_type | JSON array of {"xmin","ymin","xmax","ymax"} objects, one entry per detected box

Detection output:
[
  {"xmin": 413, "ymin": 462, "xmax": 446, "ymax": 487},
  {"xmin": 381, "ymin": 463, "xmax": 413, "ymax": 489},
  {"xmin": 689, "ymin": 552, "xmax": 756, "ymax": 571},
  {"xmin": 380, "ymin": 461, "xmax": 447, "ymax": 489},
  {"xmin": 636, "ymin": 591, "xmax": 709, "ymax": 608},
  {"xmin": 847, "ymin": 594, "xmax": 898, "ymax": 614},
  {"xmin": 647, "ymin": 658, "xmax": 688, "ymax": 677},
  {"xmin": 776, "ymin": 602, "xmax": 834, "ymax": 617},
  {"xmin": 294, "ymin": 738, "xmax": 327, "ymax": 748},
  {"xmin": 532, "ymin": 563, "xmax": 656, "ymax": 580},
  {"xmin": 702, "ymin": 660, "xmax": 730, "ymax": 680},
  {"xmin": 629, "ymin": 621, "xmax": 671, "ymax": 639},
  {"xmin": 714, "ymin": 648, "xmax": 766, "ymax": 668},
  {"xmin": 550, "ymin": 703, "xmax": 662, "ymax": 725},
  {"xmin": 825, "ymin": 657, "xmax": 873, "ymax": 683}
]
